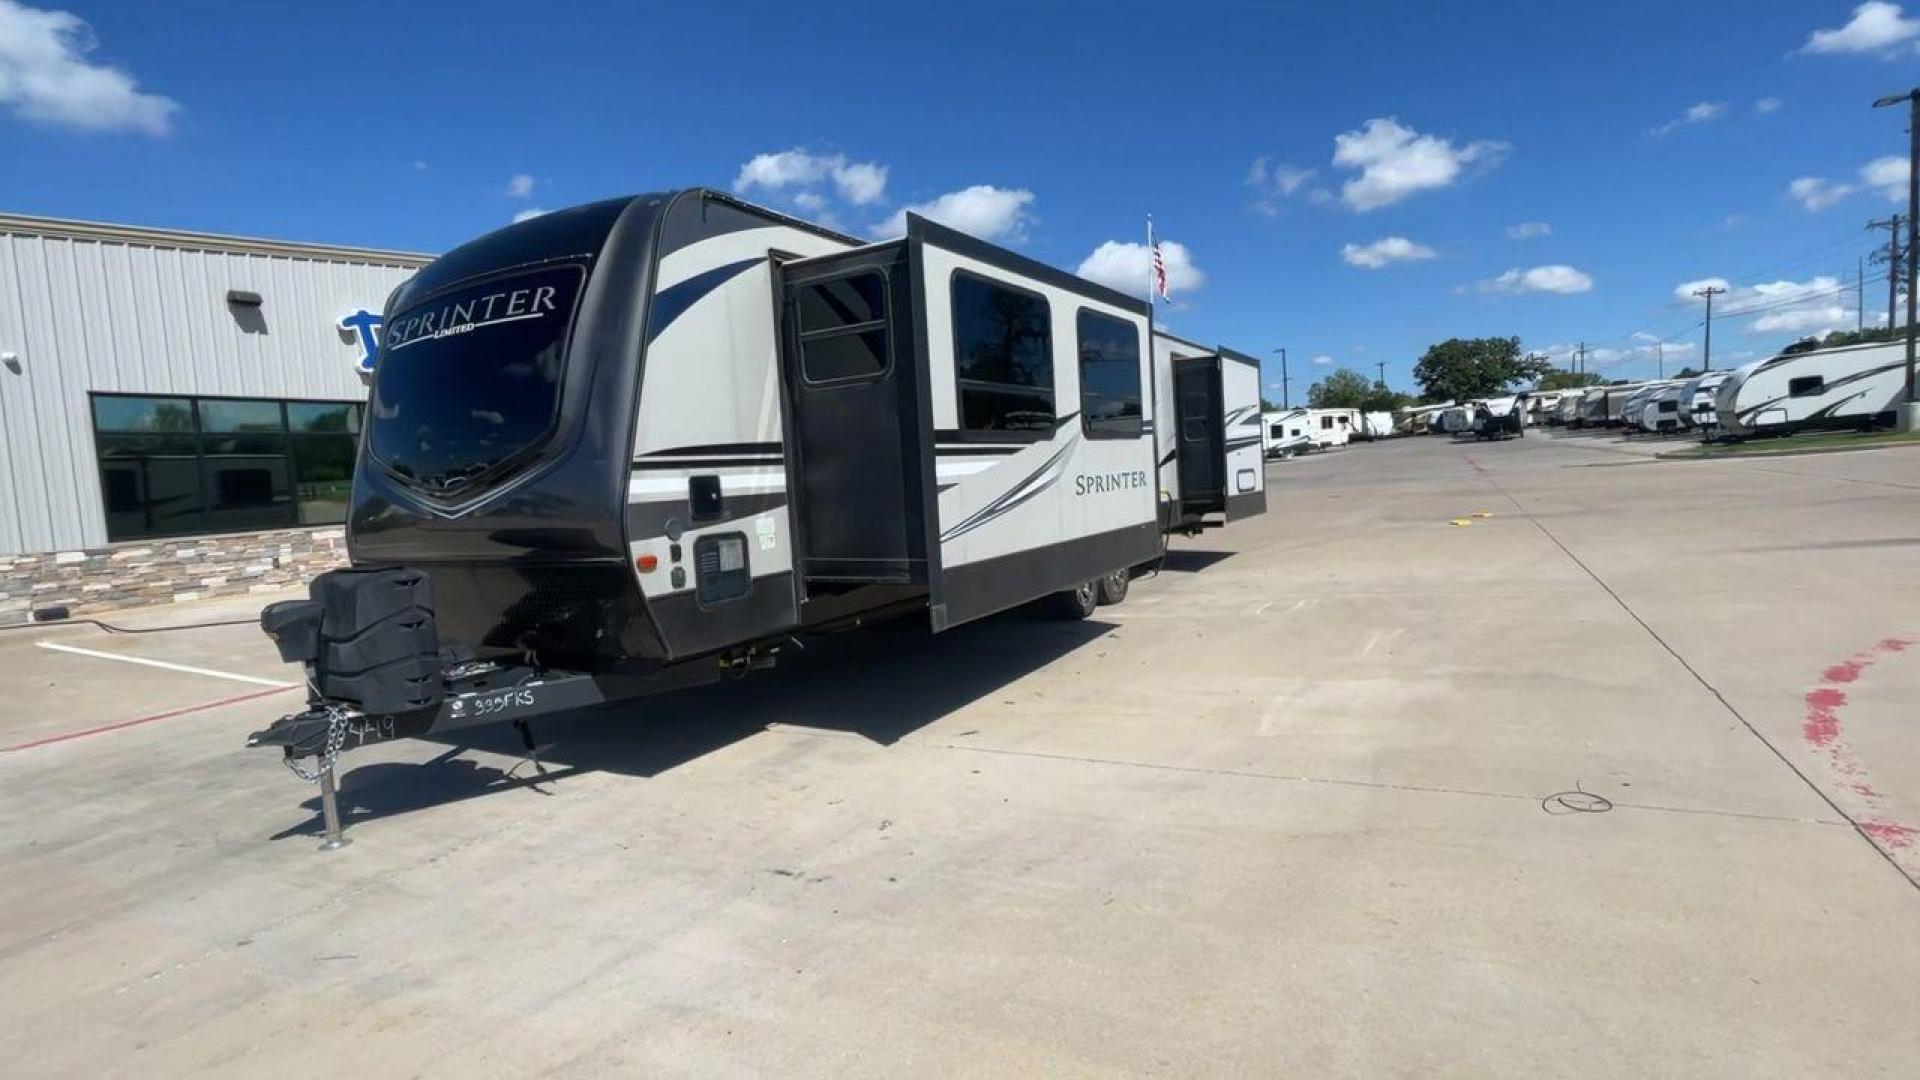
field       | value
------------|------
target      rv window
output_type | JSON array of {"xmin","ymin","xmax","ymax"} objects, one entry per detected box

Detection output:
[
  {"xmin": 1319, "ymin": 416, "xmax": 1333, "ymax": 430},
  {"xmin": 951, "ymin": 271, "xmax": 1053, "ymax": 435},
  {"xmin": 1788, "ymin": 375, "xmax": 1824, "ymax": 397},
  {"xmin": 1075, "ymin": 309, "xmax": 1143, "ymax": 438},
  {"xmin": 370, "ymin": 264, "xmax": 583, "ymax": 494},
  {"xmin": 796, "ymin": 271, "xmax": 891, "ymax": 383}
]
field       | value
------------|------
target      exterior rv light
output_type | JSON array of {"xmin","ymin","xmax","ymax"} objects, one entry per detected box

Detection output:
[
  {"xmin": 227, "ymin": 289, "xmax": 264, "ymax": 307},
  {"xmin": 635, "ymin": 554, "xmax": 659, "ymax": 573}
]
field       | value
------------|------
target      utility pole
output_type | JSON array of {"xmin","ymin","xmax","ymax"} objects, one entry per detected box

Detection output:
[
  {"xmin": 1869, "ymin": 214, "xmax": 1903, "ymax": 331},
  {"xmin": 1873, "ymin": 86, "xmax": 1920, "ymax": 427},
  {"xmin": 1859, "ymin": 255, "xmax": 1867, "ymax": 332},
  {"xmin": 1574, "ymin": 341, "xmax": 1585, "ymax": 377},
  {"xmin": 1656, "ymin": 341, "xmax": 1664, "ymax": 379},
  {"xmin": 1272, "ymin": 347, "xmax": 1290, "ymax": 408},
  {"xmin": 1375, "ymin": 361, "xmax": 1387, "ymax": 388},
  {"xmin": 1693, "ymin": 285, "xmax": 1726, "ymax": 372}
]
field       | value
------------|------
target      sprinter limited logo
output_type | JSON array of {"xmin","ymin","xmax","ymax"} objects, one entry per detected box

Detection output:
[
  {"xmin": 1074, "ymin": 470, "xmax": 1148, "ymax": 496},
  {"xmin": 386, "ymin": 284, "xmax": 562, "ymax": 352}
]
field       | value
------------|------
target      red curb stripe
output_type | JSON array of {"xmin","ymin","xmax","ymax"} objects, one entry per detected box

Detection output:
[{"xmin": 1, "ymin": 684, "xmax": 298, "ymax": 753}]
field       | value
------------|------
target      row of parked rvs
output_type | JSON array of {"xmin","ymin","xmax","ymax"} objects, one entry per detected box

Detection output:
[
  {"xmin": 1537, "ymin": 339, "xmax": 1908, "ymax": 440},
  {"xmin": 249, "ymin": 188, "xmax": 1273, "ymax": 831},
  {"xmin": 1260, "ymin": 407, "xmax": 1393, "ymax": 456}
]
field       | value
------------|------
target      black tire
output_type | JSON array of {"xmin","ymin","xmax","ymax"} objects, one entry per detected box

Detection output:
[
  {"xmin": 1096, "ymin": 569, "xmax": 1129, "ymax": 606},
  {"xmin": 1049, "ymin": 579, "xmax": 1099, "ymax": 620}
]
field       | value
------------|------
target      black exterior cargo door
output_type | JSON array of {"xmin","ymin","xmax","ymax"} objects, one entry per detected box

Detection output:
[
  {"xmin": 778, "ymin": 246, "xmax": 934, "ymax": 587},
  {"xmin": 1174, "ymin": 356, "xmax": 1225, "ymax": 518}
]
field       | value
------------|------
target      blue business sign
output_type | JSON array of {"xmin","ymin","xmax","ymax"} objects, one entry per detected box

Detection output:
[{"xmin": 338, "ymin": 308, "xmax": 384, "ymax": 374}]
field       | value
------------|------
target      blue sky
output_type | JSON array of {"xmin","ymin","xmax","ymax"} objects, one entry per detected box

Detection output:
[{"xmin": 3, "ymin": 1, "xmax": 1918, "ymax": 398}]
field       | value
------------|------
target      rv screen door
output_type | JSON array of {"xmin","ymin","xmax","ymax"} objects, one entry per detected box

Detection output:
[
  {"xmin": 1173, "ymin": 357, "xmax": 1226, "ymax": 517},
  {"xmin": 778, "ymin": 246, "xmax": 934, "ymax": 587}
]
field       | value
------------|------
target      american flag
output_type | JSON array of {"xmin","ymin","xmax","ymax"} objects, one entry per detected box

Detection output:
[{"xmin": 1149, "ymin": 217, "xmax": 1170, "ymax": 302}]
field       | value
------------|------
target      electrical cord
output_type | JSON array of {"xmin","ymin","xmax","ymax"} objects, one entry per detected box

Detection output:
[{"xmin": 0, "ymin": 615, "xmax": 258, "ymax": 634}]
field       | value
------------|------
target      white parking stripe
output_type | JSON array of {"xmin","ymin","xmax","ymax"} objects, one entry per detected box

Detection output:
[{"xmin": 36, "ymin": 642, "xmax": 295, "ymax": 688}]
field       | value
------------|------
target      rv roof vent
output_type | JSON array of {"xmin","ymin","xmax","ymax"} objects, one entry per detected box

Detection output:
[{"xmin": 227, "ymin": 289, "xmax": 263, "ymax": 307}]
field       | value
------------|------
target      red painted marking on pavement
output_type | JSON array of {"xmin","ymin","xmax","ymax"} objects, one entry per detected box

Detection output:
[
  {"xmin": 1803, "ymin": 687, "xmax": 1846, "ymax": 746},
  {"xmin": 1, "ymin": 684, "xmax": 297, "ymax": 753},
  {"xmin": 1800, "ymin": 636, "xmax": 1918, "ymax": 868},
  {"xmin": 1823, "ymin": 660, "xmax": 1867, "ymax": 684},
  {"xmin": 1464, "ymin": 456, "xmax": 1484, "ymax": 472},
  {"xmin": 1861, "ymin": 822, "xmax": 1916, "ymax": 851}
]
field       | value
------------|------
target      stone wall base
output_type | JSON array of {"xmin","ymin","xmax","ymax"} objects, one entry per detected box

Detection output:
[{"xmin": 0, "ymin": 527, "xmax": 348, "ymax": 625}]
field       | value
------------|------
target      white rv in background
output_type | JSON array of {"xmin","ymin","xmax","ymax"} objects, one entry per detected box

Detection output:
[
  {"xmin": 1307, "ymin": 408, "xmax": 1360, "ymax": 448},
  {"xmin": 1435, "ymin": 405, "xmax": 1474, "ymax": 435},
  {"xmin": 1359, "ymin": 411, "xmax": 1394, "ymax": 440},
  {"xmin": 1264, "ymin": 408, "xmax": 1314, "ymax": 457},
  {"xmin": 1714, "ymin": 340, "xmax": 1907, "ymax": 439},
  {"xmin": 1636, "ymin": 382, "xmax": 1687, "ymax": 434},
  {"xmin": 1400, "ymin": 402, "xmax": 1452, "ymax": 434},
  {"xmin": 1678, "ymin": 370, "xmax": 1733, "ymax": 432},
  {"xmin": 1616, "ymin": 383, "xmax": 1667, "ymax": 433},
  {"xmin": 1152, "ymin": 332, "xmax": 1267, "ymax": 532}
]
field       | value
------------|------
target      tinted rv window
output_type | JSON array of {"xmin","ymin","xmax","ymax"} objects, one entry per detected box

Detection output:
[
  {"xmin": 1075, "ymin": 309, "xmax": 1143, "ymax": 438},
  {"xmin": 796, "ymin": 271, "xmax": 890, "ymax": 383},
  {"xmin": 951, "ymin": 271, "xmax": 1054, "ymax": 435},
  {"xmin": 1788, "ymin": 375, "xmax": 1824, "ymax": 397},
  {"xmin": 369, "ymin": 264, "xmax": 583, "ymax": 493}
]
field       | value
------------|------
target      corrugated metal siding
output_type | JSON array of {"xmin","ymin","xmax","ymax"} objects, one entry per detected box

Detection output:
[{"xmin": 0, "ymin": 227, "xmax": 424, "ymax": 555}]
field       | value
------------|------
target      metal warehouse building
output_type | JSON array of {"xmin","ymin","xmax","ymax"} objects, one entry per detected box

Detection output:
[{"xmin": 0, "ymin": 213, "xmax": 428, "ymax": 621}]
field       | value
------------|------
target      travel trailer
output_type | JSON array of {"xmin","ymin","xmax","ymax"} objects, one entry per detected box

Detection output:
[
  {"xmin": 1400, "ymin": 402, "xmax": 1452, "ymax": 435},
  {"xmin": 1571, "ymin": 388, "xmax": 1608, "ymax": 429},
  {"xmin": 1636, "ymin": 382, "xmax": 1687, "ymax": 434},
  {"xmin": 1714, "ymin": 340, "xmax": 1908, "ymax": 439},
  {"xmin": 1306, "ymin": 407, "xmax": 1360, "ymax": 448},
  {"xmin": 1472, "ymin": 396, "xmax": 1523, "ymax": 440},
  {"xmin": 1435, "ymin": 405, "xmax": 1474, "ymax": 435},
  {"xmin": 1264, "ymin": 407, "xmax": 1314, "ymax": 457},
  {"xmin": 1358, "ymin": 411, "xmax": 1394, "ymax": 440},
  {"xmin": 1678, "ymin": 370, "xmax": 1733, "ymax": 432},
  {"xmin": 249, "ymin": 189, "xmax": 1198, "ymax": 822},
  {"xmin": 1552, "ymin": 392, "xmax": 1585, "ymax": 426},
  {"xmin": 1602, "ymin": 383, "xmax": 1652, "ymax": 427},
  {"xmin": 1151, "ymin": 332, "xmax": 1267, "ymax": 533},
  {"xmin": 1616, "ymin": 383, "xmax": 1666, "ymax": 434}
]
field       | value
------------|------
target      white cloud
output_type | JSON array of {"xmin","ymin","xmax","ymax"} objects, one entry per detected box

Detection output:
[
  {"xmin": 1340, "ymin": 235, "xmax": 1437, "ymax": 269},
  {"xmin": 1476, "ymin": 265, "xmax": 1593, "ymax": 295},
  {"xmin": 1752, "ymin": 305, "xmax": 1853, "ymax": 333},
  {"xmin": 511, "ymin": 207, "xmax": 547, "ymax": 224},
  {"xmin": 1861, "ymin": 155, "xmax": 1910, "ymax": 200},
  {"xmin": 1246, "ymin": 158, "xmax": 1318, "ymax": 216},
  {"xmin": 792, "ymin": 191, "xmax": 828, "ymax": 214},
  {"xmin": 874, "ymin": 185, "xmax": 1035, "ymax": 242},
  {"xmin": 1075, "ymin": 239, "xmax": 1206, "ymax": 299},
  {"xmin": 0, "ymin": 0, "xmax": 179, "ymax": 135},
  {"xmin": 1674, "ymin": 274, "xmax": 1861, "ymax": 336},
  {"xmin": 1331, "ymin": 117, "xmax": 1508, "ymax": 211},
  {"xmin": 1306, "ymin": 187, "xmax": 1334, "ymax": 205},
  {"xmin": 1755, "ymin": 97, "xmax": 1784, "ymax": 114},
  {"xmin": 1311, "ymin": 354, "xmax": 1333, "ymax": 366},
  {"xmin": 505, "ymin": 174, "xmax": 535, "ymax": 198},
  {"xmin": 1505, "ymin": 221, "xmax": 1551, "ymax": 239},
  {"xmin": 1649, "ymin": 101, "xmax": 1727, "ymax": 137},
  {"xmin": 733, "ymin": 148, "xmax": 890, "ymax": 207},
  {"xmin": 1788, "ymin": 176, "xmax": 1855, "ymax": 211},
  {"xmin": 1673, "ymin": 276, "xmax": 1731, "ymax": 301},
  {"xmin": 411, "ymin": 160, "xmax": 428, "ymax": 171},
  {"xmin": 1801, "ymin": 2, "xmax": 1920, "ymax": 55}
]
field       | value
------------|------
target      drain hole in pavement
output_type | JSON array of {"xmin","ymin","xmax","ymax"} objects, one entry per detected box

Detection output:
[{"xmin": 1541, "ymin": 787, "xmax": 1613, "ymax": 815}]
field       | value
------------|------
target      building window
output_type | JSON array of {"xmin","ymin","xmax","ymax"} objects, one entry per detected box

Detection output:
[
  {"xmin": 1076, "ymin": 309, "xmax": 1143, "ymax": 439},
  {"xmin": 92, "ymin": 394, "xmax": 363, "ymax": 541},
  {"xmin": 951, "ymin": 271, "xmax": 1053, "ymax": 436},
  {"xmin": 1788, "ymin": 375, "xmax": 1824, "ymax": 398}
]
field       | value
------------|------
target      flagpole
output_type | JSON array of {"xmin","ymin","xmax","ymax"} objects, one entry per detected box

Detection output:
[{"xmin": 1146, "ymin": 214, "xmax": 1155, "ymax": 311}]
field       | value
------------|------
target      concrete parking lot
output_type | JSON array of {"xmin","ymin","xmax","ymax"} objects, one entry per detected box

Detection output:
[{"xmin": 3, "ymin": 432, "xmax": 1918, "ymax": 1078}]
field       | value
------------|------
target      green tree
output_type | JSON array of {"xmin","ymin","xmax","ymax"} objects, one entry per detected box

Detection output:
[
  {"xmin": 1413, "ymin": 337, "xmax": 1552, "ymax": 402},
  {"xmin": 1536, "ymin": 369, "xmax": 1604, "ymax": 391},
  {"xmin": 1306, "ymin": 368, "xmax": 1375, "ymax": 409},
  {"xmin": 1672, "ymin": 366, "xmax": 1701, "ymax": 379},
  {"xmin": 1361, "ymin": 388, "xmax": 1416, "ymax": 412}
]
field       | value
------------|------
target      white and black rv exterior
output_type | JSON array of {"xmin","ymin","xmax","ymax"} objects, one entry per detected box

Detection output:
[
  {"xmin": 1679, "ymin": 370, "xmax": 1732, "ymax": 433},
  {"xmin": 1151, "ymin": 332, "xmax": 1266, "ymax": 533},
  {"xmin": 250, "ymin": 190, "xmax": 1165, "ymax": 790},
  {"xmin": 1712, "ymin": 341, "xmax": 1907, "ymax": 438}
]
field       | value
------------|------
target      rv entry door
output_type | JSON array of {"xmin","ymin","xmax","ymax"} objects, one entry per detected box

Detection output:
[
  {"xmin": 778, "ymin": 246, "xmax": 935, "ymax": 588},
  {"xmin": 1173, "ymin": 356, "xmax": 1226, "ymax": 519}
]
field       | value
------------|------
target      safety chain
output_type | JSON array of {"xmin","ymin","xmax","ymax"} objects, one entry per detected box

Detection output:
[{"xmin": 282, "ymin": 703, "xmax": 352, "ymax": 783}]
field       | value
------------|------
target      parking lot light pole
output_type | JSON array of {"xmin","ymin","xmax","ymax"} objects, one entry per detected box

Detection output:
[
  {"xmin": 1873, "ymin": 87, "xmax": 1920, "ymax": 429},
  {"xmin": 1272, "ymin": 347, "xmax": 1290, "ymax": 408}
]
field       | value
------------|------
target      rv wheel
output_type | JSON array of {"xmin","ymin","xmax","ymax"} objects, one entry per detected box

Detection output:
[
  {"xmin": 1049, "ymin": 580, "xmax": 1100, "ymax": 620},
  {"xmin": 1096, "ymin": 569, "xmax": 1130, "ymax": 606}
]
